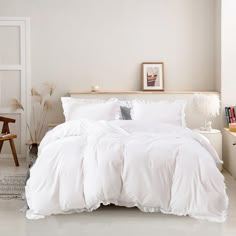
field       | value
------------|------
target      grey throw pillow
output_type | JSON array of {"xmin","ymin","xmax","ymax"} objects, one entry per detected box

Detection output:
[{"xmin": 120, "ymin": 106, "xmax": 132, "ymax": 120}]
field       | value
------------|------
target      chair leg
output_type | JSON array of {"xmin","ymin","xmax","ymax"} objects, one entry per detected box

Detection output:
[
  {"xmin": 9, "ymin": 139, "xmax": 19, "ymax": 167},
  {"xmin": 0, "ymin": 140, "xmax": 3, "ymax": 153}
]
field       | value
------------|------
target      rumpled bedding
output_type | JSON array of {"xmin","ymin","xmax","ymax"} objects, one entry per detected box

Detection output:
[{"xmin": 25, "ymin": 120, "xmax": 228, "ymax": 222}]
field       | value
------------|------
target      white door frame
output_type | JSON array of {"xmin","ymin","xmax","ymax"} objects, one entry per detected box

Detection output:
[{"xmin": 0, "ymin": 17, "xmax": 31, "ymax": 159}]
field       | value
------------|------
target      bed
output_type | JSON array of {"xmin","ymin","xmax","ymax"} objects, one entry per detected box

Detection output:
[{"xmin": 25, "ymin": 92, "xmax": 228, "ymax": 222}]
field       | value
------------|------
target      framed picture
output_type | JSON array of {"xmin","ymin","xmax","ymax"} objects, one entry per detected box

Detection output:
[{"xmin": 142, "ymin": 62, "xmax": 164, "ymax": 91}]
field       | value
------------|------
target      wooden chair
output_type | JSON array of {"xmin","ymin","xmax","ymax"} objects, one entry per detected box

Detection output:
[{"xmin": 0, "ymin": 116, "xmax": 19, "ymax": 166}]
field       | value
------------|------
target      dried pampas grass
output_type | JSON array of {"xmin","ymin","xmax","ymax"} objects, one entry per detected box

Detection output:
[
  {"xmin": 10, "ymin": 82, "xmax": 56, "ymax": 142},
  {"xmin": 31, "ymin": 88, "xmax": 42, "ymax": 104},
  {"xmin": 31, "ymin": 88, "xmax": 41, "ymax": 97},
  {"xmin": 43, "ymin": 82, "xmax": 56, "ymax": 96},
  {"xmin": 10, "ymin": 98, "xmax": 24, "ymax": 111},
  {"xmin": 43, "ymin": 100, "xmax": 53, "ymax": 111}
]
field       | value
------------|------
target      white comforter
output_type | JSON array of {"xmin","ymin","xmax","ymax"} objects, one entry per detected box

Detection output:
[{"xmin": 25, "ymin": 120, "xmax": 228, "ymax": 222}]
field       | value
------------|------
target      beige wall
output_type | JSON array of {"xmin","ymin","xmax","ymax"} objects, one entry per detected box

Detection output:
[
  {"xmin": 215, "ymin": 0, "xmax": 221, "ymax": 93},
  {"xmin": 0, "ymin": 0, "xmax": 218, "ymax": 123}
]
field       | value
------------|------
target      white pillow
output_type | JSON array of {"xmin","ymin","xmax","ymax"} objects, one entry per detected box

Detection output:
[
  {"xmin": 131, "ymin": 100, "xmax": 186, "ymax": 127},
  {"xmin": 61, "ymin": 97, "xmax": 120, "ymax": 121}
]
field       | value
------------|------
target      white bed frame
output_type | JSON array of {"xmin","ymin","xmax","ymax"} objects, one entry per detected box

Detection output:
[{"xmin": 69, "ymin": 91, "xmax": 221, "ymax": 129}]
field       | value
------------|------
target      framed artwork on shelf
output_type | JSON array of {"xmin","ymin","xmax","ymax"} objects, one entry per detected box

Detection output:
[{"xmin": 142, "ymin": 62, "xmax": 164, "ymax": 91}]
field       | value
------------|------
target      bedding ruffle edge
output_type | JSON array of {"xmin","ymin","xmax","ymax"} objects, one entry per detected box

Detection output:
[{"xmin": 26, "ymin": 196, "xmax": 229, "ymax": 222}]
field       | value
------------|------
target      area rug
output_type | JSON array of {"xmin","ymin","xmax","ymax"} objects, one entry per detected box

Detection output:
[{"xmin": 0, "ymin": 172, "xmax": 27, "ymax": 199}]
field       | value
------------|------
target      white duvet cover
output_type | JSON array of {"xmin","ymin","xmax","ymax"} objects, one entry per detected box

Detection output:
[{"xmin": 25, "ymin": 120, "xmax": 228, "ymax": 222}]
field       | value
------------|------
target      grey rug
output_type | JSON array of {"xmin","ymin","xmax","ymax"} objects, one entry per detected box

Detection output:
[{"xmin": 0, "ymin": 172, "xmax": 27, "ymax": 199}]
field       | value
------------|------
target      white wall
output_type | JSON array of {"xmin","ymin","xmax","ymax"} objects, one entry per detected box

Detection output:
[
  {"xmin": 221, "ymin": 0, "xmax": 236, "ymax": 114},
  {"xmin": 221, "ymin": 0, "xmax": 236, "ymax": 173},
  {"xmin": 0, "ymin": 0, "xmax": 218, "ymax": 123}
]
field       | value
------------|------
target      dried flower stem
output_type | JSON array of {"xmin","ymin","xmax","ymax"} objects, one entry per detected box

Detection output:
[
  {"xmin": 37, "ymin": 109, "xmax": 48, "ymax": 140},
  {"xmin": 10, "ymin": 82, "xmax": 55, "ymax": 143},
  {"xmin": 32, "ymin": 105, "xmax": 37, "ymax": 141},
  {"xmin": 26, "ymin": 123, "xmax": 34, "ymax": 142}
]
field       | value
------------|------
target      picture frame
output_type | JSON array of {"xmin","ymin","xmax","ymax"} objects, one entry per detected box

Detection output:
[{"xmin": 142, "ymin": 62, "xmax": 164, "ymax": 91}]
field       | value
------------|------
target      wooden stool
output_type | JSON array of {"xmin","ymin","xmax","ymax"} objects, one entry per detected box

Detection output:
[{"xmin": 0, "ymin": 116, "xmax": 19, "ymax": 166}]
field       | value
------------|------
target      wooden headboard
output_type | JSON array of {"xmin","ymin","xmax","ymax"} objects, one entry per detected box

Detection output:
[{"xmin": 69, "ymin": 90, "xmax": 221, "ymax": 129}]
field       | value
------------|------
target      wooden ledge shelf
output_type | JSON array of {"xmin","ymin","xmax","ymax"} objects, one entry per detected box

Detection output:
[{"xmin": 69, "ymin": 90, "xmax": 220, "ymax": 95}]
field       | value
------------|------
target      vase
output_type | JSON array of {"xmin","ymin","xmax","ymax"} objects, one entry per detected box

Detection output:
[{"xmin": 28, "ymin": 143, "xmax": 39, "ymax": 168}]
